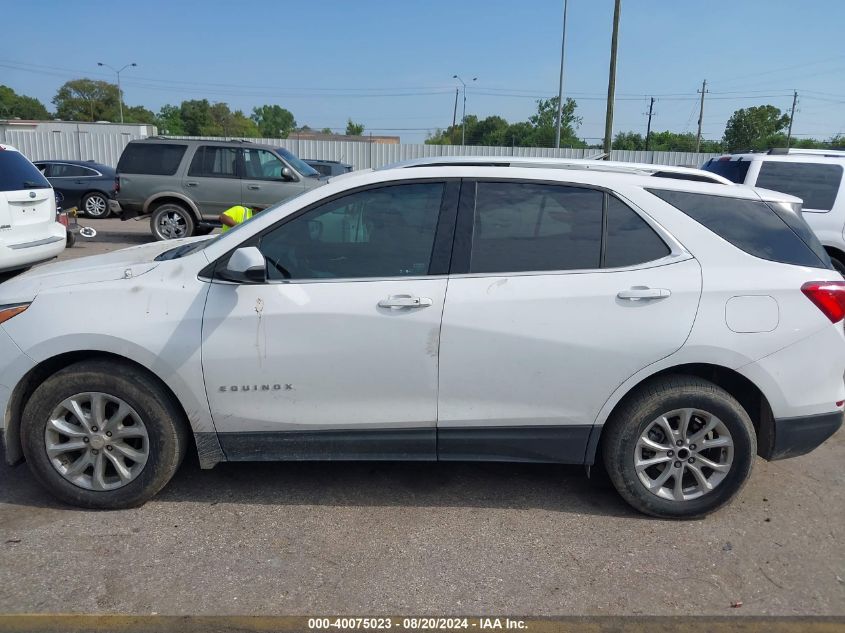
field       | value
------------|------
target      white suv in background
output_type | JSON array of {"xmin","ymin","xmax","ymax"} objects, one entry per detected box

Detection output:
[
  {"xmin": 0, "ymin": 161, "xmax": 843, "ymax": 518},
  {"xmin": 702, "ymin": 149, "xmax": 845, "ymax": 271},
  {"xmin": 0, "ymin": 145, "xmax": 65, "ymax": 273}
]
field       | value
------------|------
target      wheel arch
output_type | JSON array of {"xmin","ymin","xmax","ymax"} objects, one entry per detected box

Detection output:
[
  {"xmin": 142, "ymin": 193, "xmax": 201, "ymax": 220},
  {"xmin": 585, "ymin": 362, "xmax": 774, "ymax": 465},
  {"xmin": 824, "ymin": 245, "xmax": 845, "ymax": 269},
  {"xmin": 4, "ymin": 351, "xmax": 224, "ymax": 469}
]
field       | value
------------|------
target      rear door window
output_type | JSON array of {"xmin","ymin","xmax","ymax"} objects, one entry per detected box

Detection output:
[
  {"xmin": 188, "ymin": 146, "xmax": 240, "ymax": 178},
  {"xmin": 469, "ymin": 182, "xmax": 603, "ymax": 273},
  {"xmin": 604, "ymin": 197, "xmax": 671, "ymax": 267},
  {"xmin": 649, "ymin": 189, "xmax": 831, "ymax": 269},
  {"xmin": 701, "ymin": 159, "xmax": 751, "ymax": 184},
  {"xmin": 755, "ymin": 161, "xmax": 843, "ymax": 211},
  {"xmin": 0, "ymin": 151, "xmax": 51, "ymax": 192},
  {"xmin": 117, "ymin": 143, "xmax": 187, "ymax": 176},
  {"xmin": 50, "ymin": 164, "xmax": 96, "ymax": 178}
]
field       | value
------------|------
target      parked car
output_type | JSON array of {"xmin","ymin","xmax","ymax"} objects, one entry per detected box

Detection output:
[
  {"xmin": 305, "ymin": 159, "xmax": 353, "ymax": 178},
  {"xmin": 33, "ymin": 160, "xmax": 118, "ymax": 219},
  {"xmin": 0, "ymin": 144, "xmax": 65, "ymax": 273},
  {"xmin": 1, "ymin": 160, "xmax": 843, "ymax": 517},
  {"xmin": 115, "ymin": 138, "xmax": 324, "ymax": 240},
  {"xmin": 702, "ymin": 149, "xmax": 845, "ymax": 271}
]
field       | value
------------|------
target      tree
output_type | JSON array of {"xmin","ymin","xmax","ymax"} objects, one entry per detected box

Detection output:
[
  {"xmin": 53, "ymin": 79, "xmax": 120, "ymax": 121},
  {"xmin": 179, "ymin": 99, "xmax": 214, "ymax": 136},
  {"xmin": 346, "ymin": 119, "xmax": 364, "ymax": 135},
  {"xmin": 156, "ymin": 104, "xmax": 186, "ymax": 135},
  {"xmin": 122, "ymin": 104, "xmax": 156, "ymax": 124},
  {"xmin": 320, "ymin": 127, "xmax": 334, "ymax": 135},
  {"xmin": 251, "ymin": 105, "xmax": 296, "ymax": 138},
  {"xmin": 208, "ymin": 102, "xmax": 259, "ymax": 137},
  {"xmin": 0, "ymin": 85, "xmax": 50, "ymax": 119},
  {"xmin": 612, "ymin": 131, "xmax": 645, "ymax": 151},
  {"xmin": 528, "ymin": 96, "xmax": 582, "ymax": 147},
  {"xmin": 722, "ymin": 105, "xmax": 790, "ymax": 152}
]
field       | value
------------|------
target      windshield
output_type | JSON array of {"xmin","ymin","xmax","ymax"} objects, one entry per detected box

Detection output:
[
  {"xmin": 277, "ymin": 148, "xmax": 321, "ymax": 179},
  {"xmin": 0, "ymin": 150, "xmax": 52, "ymax": 191}
]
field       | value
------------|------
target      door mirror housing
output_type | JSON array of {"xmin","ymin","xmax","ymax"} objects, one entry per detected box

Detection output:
[
  {"xmin": 281, "ymin": 167, "xmax": 295, "ymax": 182},
  {"xmin": 220, "ymin": 246, "xmax": 267, "ymax": 283}
]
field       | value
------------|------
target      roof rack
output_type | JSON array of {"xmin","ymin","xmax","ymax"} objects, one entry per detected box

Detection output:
[
  {"xmin": 768, "ymin": 148, "xmax": 845, "ymax": 157},
  {"xmin": 380, "ymin": 156, "xmax": 732, "ymax": 184}
]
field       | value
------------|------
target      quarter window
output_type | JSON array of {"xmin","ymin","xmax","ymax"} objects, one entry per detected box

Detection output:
[
  {"xmin": 258, "ymin": 183, "xmax": 444, "ymax": 280},
  {"xmin": 755, "ymin": 161, "xmax": 843, "ymax": 211},
  {"xmin": 469, "ymin": 182, "xmax": 603, "ymax": 273},
  {"xmin": 49, "ymin": 164, "xmax": 97, "ymax": 178},
  {"xmin": 188, "ymin": 146, "xmax": 240, "ymax": 178}
]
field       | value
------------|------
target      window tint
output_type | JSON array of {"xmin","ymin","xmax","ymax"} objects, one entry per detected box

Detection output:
[
  {"xmin": 0, "ymin": 151, "xmax": 51, "ymax": 191},
  {"xmin": 259, "ymin": 183, "xmax": 444, "ymax": 280},
  {"xmin": 605, "ymin": 197, "xmax": 670, "ymax": 267},
  {"xmin": 50, "ymin": 164, "xmax": 95, "ymax": 178},
  {"xmin": 470, "ymin": 182, "xmax": 602, "ymax": 273},
  {"xmin": 309, "ymin": 163, "xmax": 332, "ymax": 177},
  {"xmin": 117, "ymin": 143, "xmax": 186, "ymax": 176},
  {"xmin": 188, "ymin": 146, "xmax": 240, "ymax": 178},
  {"xmin": 701, "ymin": 158, "xmax": 751, "ymax": 184},
  {"xmin": 755, "ymin": 161, "xmax": 843, "ymax": 211},
  {"xmin": 649, "ymin": 189, "xmax": 830, "ymax": 269},
  {"xmin": 243, "ymin": 149, "xmax": 285, "ymax": 180}
]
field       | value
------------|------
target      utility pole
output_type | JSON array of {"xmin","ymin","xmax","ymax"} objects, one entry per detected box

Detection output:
[
  {"xmin": 695, "ymin": 79, "xmax": 708, "ymax": 154},
  {"xmin": 787, "ymin": 90, "xmax": 798, "ymax": 149},
  {"xmin": 554, "ymin": 0, "xmax": 569, "ymax": 150},
  {"xmin": 603, "ymin": 0, "xmax": 622, "ymax": 158},
  {"xmin": 451, "ymin": 88, "xmax": 459, "ymax": 145},
  {"xmin": 453, "ymin": 75, "xmax": 477, "ymax": 146},
  {"xmin": 97, "ymin": 61, "xmax": 137, "ymax": 124},
  {"xmin": 645, "ymin": 97, "xmax": 655, "ymax": 151}
]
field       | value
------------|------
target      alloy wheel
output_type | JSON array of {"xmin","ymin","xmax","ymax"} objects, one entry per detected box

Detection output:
[{"xmin": 84, "ymin": 194, "xmax": 108, "ymax": 217}]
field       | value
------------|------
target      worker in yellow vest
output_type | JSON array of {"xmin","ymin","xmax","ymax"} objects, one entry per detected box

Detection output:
[{"xmin": 218, "ymin": 204, "xmax": 270, "ymax": 233}]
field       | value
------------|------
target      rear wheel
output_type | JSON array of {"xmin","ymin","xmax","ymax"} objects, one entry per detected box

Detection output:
[
  {"xmin": 81, "ymin": 192, "xmax": 110, "ymax": 218},
  {"xmin": 602, "ymin": 375, "xmax": 755, "ymax": 519},
  {"xmin": 150, "ymin": 203, "xmax": 195, "ymax": 240},
  {"xmin": 21, "ymin": 360, "xmax": 188, "ymax": 509}
]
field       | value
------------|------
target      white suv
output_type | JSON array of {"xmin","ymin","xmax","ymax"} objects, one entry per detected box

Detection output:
[
  {"xmin": 0, "ymin": 144, "xmax": 65, "ymax": 273},
  {"xmin": 702, "ymin": 149, "xmax": 845, "ymax": 271},
  {"xmin": 1, "ymin": 162, "xmax": 843, "ymax": 518}
]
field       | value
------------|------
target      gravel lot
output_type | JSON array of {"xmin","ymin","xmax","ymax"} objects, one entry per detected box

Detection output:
[{"xmin": 0, "ymin": 217, "xmax": 843, "ymax": 616}]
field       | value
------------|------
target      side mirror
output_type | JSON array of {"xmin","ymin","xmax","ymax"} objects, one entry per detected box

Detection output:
[
  {"xmin": 220, "ymin": 246, "xmax": 266, "ymax": 283},
  {"xmin": 281, "ymin": 167, "xmax": 295, "ymax": 182}
]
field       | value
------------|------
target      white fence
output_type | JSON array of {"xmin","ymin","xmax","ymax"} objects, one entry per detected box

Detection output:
[{"xmin": 3, "ymin": 129, "xmax": 721, "ymax": 170}]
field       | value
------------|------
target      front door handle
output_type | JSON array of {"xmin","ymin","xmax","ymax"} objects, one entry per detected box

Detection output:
[
  {"xmin": 185, "ymin": 181, "xmax": 198, "ymax": 187},
  {"xmin": 617, "ymin": 286, "xmax": 671, "ymax": 301},
  {"xmin": 378, "ymin": 295, "xmax": 433, "ymax": 309},
  {"xmin": 247, "ymin": 185, "xmax": 261, "ymax": 190}
]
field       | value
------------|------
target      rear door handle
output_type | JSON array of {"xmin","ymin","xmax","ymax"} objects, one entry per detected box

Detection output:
[
  {"xmin": 247, "ymin": 185, "xmax": 261, "ymax": 190},
  {"xmin": 617, "ymin": 286, "xmax": 671, "ymax": 301},
  {"xmin": 185, "ymin": 182, "xmax": 198, "ymax": 187},
  {"xmin": 378, "ymin": 295, "xmax": 433, "ymax": 309}
]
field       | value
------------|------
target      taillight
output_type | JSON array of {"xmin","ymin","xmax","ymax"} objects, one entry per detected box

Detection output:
[
  {"xmin": 801, "ymin": 281, "xmax": 845, "ymax": 323},
  {"xmin": 57, "ymin": 211, "xmax": 69, "ymax": 227}
]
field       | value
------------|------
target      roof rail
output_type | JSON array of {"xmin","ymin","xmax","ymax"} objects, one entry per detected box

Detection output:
[{"xmin": 379, "ymin": 155, "xmax": 731, "ymax": 184}]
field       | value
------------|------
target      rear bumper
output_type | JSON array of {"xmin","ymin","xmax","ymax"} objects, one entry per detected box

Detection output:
[
  {"xmin": 0, "ymin": 228, "xmax": 65, "ymax": 272},
  {"xmin": 759, "ymin": 410, "xmax": 843, "ymax": 460}
]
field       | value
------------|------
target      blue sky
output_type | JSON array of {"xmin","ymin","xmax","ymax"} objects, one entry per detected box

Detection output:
[{"xmin": 2, "ymin": 0, "xmax": 843, "ymax": 144}]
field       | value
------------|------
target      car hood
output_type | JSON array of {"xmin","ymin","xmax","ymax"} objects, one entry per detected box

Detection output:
[{"xmin": 0, "ymin": 237, "xmax": 204, "ymax": 303}]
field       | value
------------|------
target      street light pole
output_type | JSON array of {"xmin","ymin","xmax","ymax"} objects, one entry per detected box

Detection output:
[
  {"xmin": 453, "ymin": 74, "xmax": 476, "ymax": 146},
  {"xmin": 97, "ymin": 62, "xmax": 137, "ymax": 123}
]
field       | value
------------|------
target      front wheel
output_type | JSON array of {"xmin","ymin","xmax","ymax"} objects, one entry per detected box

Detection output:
[
  {"xmin": 150, "ymin": 203, "xmax": 195, "ymax": 241},
  {"xmin": 602, "ymin": 375, "xmax": 755, "ymax": 519},
  {"xmin": 20, "ymin": 360, "xmax": 189, "ymax": 509}
]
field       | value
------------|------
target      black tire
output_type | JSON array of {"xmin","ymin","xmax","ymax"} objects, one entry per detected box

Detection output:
[
  {"xmin": 20, "ymin": 360, "xmax": 189, "ymax": 509},
  {"xmin": 602, "ymin": 375, "xmax": 755, "ymax": 519},
  {"xmin": 194, "ymin": 225, "xmax": 214, "ymax": 236},
  {"xmin": 81, "ymin": 192, "xmax": 111, "ymax": 219},
  {"xmin": 66, "ymin": 230, "xmax": 76, "ymax": 248},
  {"xmin": 150, "ymin": 203, "xmax": 195, "ymax": 241}
]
